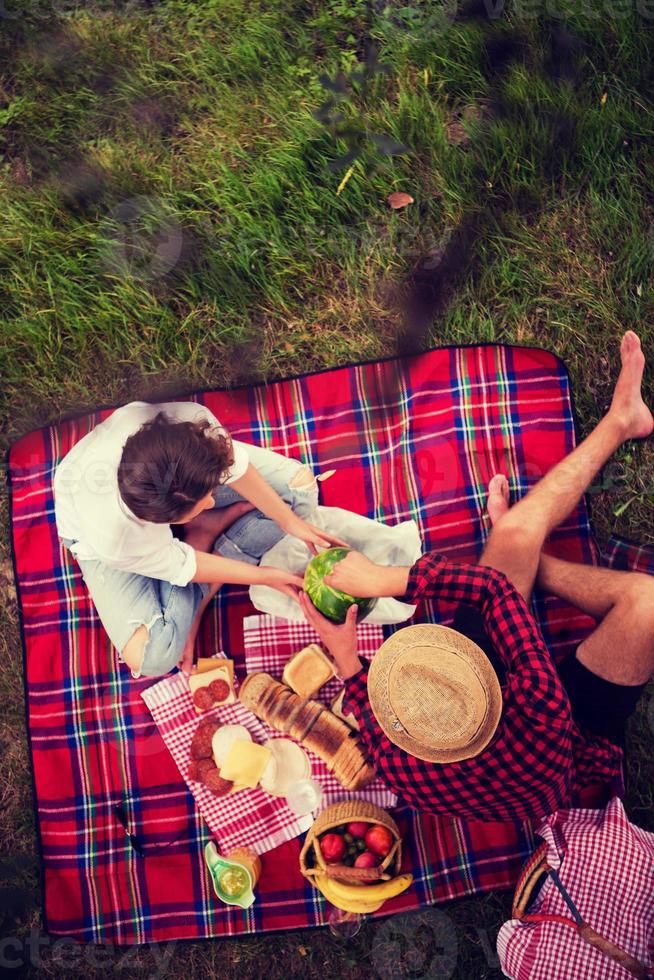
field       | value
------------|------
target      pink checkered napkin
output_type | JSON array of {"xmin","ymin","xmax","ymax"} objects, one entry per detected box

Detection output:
[
  {"xmin": 242, "ymin": 614, "xmax": 396, "ymax": 809},
  {"xmin": 142, "ymin": 672, "xmax": 313, "ymax": 855}
]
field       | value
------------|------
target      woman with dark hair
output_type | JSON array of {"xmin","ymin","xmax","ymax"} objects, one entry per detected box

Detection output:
[{"xmin": 54, "ymin": 400, "xmax": 343, "ymax": 678}]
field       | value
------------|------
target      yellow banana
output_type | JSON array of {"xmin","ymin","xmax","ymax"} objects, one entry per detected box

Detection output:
[
  {"xmin": 313, "ymin": 874, "xmax": 384, "ymax": 914},
  {"xmin": 327, "ymin": 872, "xmax": 414, "ymax": 906},
  {"xmin": 313, "ymin": 872, "xmax": 414, "ymax": 914}
]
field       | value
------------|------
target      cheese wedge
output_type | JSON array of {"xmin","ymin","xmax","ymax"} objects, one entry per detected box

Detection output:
[
  {"xmin": 188, "ymin": 663, "xmax": 236, "ymax": 713},
  {"xmin": 282, "ymin": 644, "xmax": 334, "ymax": 699},
  {"xmin": 220, "ymin": 741, "xmax": 272, "ymax": 789},
  {"xmin": 194, "ymin": 657, "xmax": 234, "ymax": 682}
]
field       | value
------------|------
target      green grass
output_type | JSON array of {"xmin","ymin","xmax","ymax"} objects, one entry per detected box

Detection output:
[{"xmin": 1, "ymin": 1, "xmax": 654, "ymax": 976}]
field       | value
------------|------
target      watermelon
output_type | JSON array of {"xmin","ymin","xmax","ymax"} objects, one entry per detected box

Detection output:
[{"xmin": 303, "ymin": 547, "xmax": 378, "ymax": 624}]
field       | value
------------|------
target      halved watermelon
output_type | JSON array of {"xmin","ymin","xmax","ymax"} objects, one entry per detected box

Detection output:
[{"xmin": 303, "ymin": 547, "xmax": 378, "ymax": 624}]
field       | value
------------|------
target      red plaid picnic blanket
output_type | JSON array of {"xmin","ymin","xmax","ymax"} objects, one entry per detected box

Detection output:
[{"xmin": 9, "ymin": 344, "xmax": 649, "ymax": 944}]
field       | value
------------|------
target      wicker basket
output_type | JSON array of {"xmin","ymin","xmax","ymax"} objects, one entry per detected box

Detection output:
[{"xmin": 299, "ymin": 800, "xmax": 402, "ymax": 880}]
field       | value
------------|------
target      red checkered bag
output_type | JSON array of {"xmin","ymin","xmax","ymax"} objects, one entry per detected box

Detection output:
[{"xmin": 497, "ymin": 797, "xmax": 654, "ymax": 979}]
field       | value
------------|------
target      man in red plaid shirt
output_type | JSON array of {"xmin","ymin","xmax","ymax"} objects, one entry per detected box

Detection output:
[{"xmin": 300, "ymin": 332, "xmax": 654, "ymax": 821}]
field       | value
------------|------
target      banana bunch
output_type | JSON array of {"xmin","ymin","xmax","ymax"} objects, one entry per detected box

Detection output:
[{"xmin": 314, "ymin": 871, "xmax": 413, "ymax": 914}]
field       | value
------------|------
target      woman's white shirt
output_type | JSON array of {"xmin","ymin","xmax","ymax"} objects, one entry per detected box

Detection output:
[{"xmin": 53, "ymin": 401, "xmax": 249, "ymax": 586}]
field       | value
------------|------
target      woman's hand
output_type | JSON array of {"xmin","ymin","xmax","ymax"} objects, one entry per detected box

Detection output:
[
  {"xmin": 284, "ymin": 515, "xmax": 349, "ymax": 555},
  {"xmin": 258, "ymin": 566, "xmax": 305, "ymax": 601},
  {"xmin": 323, "ymin": 550, "xmax": 410, "ymax": 598},
  {"xmin": 298, "ymin": 592, "xmax": 361, "ymax": 679}
]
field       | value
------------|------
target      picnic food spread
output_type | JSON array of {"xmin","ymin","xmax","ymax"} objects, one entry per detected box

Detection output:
[
  {"xmin": 303, "ymin": 547, "xmax": 378, "ymax": 623},
  {"xmin": 188, "ymin": 719, "xmax": 273, "ymax": 796},
  {"xmin": 239, "ymin": 672, "xmax": 375, "ymax": 790},
  {"xmin": 183, "ymin": 646, "xmax": 393, "ymax": 912}
]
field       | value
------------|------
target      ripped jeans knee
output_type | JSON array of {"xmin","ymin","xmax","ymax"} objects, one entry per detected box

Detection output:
[
  {"xmin": 124, "ymin": 613, "xmax": 180, "ymax": 679},
  {"xmin": 70, "ymin": 547, "xmax": 207, "ymax": 680},
  {"xmin": 212, "ymin": 452, "xmax": 321, "ymax": 564}
]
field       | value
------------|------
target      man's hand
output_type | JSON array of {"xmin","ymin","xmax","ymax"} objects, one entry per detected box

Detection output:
[
  {"xmin": 299, "ymin": 592, "xmax": 361, "ymax": 680},
  {"xmin": 323, "ymin": 550, "xmax": 410, "ymax": 598},
  {"xmin": 259, "ymin": 566, "xmax": 304, "ymax": 601},
  {"xmin": 284, "ymin": 514, "xmax": 349, "ymax": 555}
]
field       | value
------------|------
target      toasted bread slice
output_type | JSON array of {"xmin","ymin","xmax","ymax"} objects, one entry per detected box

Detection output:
[
  {"xmin": 303, "ymin": 712, "xmax": 348, "ymax": 766},
  {"xmin": 256, "ymin": 680, "xmax": 290, "ymax": 721},
  {"xmin": 270, "ymin": 690, "xmax": 303, "ymax": 733},
  {"xmin": 315, "ymin": 709, "xmax": 351, "ymax": 746},
  {"xmin": 282, "ymin": 643, "xmax": 335, "ymax": 699},
  {"xmin": 194, "ymin": 657, "xmax": 234, "ymax": 682},
  {"xmin": 288, "ymin": 699, "xmax": 324, "ymax": 741},
  {"xmin": 332, "ymin": 737, "xmax": 365, "ymax": 787},
  {"xmin": 334, "ymin": 738, "xmax": 365, "ymax": 781}
]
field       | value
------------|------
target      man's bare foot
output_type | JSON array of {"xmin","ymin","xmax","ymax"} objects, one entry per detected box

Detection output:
[
  {"xmin": 486, "ymin": 474, "xmax": 510, "ymax": 525},
  {"xmin": 609, "ymin": 331, "xmax": 654, "ymax": 440},
  {"xmin": 180, "ymin": 501, "xmax": 255, "ymax": 552}
]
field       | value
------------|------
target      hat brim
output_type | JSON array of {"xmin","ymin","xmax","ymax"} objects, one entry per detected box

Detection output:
[{"xmin": 367, "ymin": 623, "xmax": 503, "ymax": 763}]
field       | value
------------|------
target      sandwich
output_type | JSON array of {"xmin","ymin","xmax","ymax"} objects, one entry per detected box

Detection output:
[{"xmin": 188, "ymin": 659, "xmax": 236, "ymax": 713}]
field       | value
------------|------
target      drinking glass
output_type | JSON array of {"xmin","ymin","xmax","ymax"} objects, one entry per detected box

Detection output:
[
  {"xmin": 327, "ymin": 905, "xmax": 363, "ymax": 939},
  {"xmin": 285, "ymin": 777, "xmax": 323, "ymax": 815}
]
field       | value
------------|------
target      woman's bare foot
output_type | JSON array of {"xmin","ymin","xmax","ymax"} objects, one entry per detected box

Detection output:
[
  {"xmin": 180, "ymin": 501, "xmax": 255, "ymax": 552},
  {"xmin": 609, "ymin": 331, "xmax": 654, "ymax": 440},
  {"xmin": 486, "ymin": 474, "xmax": 510, "ymax": 525},
  {"xmin": 177, "ymin": 638, "xmax": 196, "ymax": 676},
  {"xmin": 177, "ymin": 582, "xmax": 221, "ymax": 674}
]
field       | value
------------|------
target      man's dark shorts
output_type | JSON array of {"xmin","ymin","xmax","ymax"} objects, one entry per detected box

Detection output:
[{"xmin": 451, "ymin": 606, "xmax": 646, "ymax": 748}]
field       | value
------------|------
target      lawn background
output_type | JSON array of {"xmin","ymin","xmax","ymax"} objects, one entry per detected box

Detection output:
[{"xmin": 1, "ymin": 0, "xmax": 653, "ymax": 977}]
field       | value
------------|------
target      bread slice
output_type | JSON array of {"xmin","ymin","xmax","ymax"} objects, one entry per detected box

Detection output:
[
  {"xmin": 239, "ymin": 672, "xmax": 276, "ymax": 712},
  {"xmin": 282, "ymin": 644, "xmax": 335, "ymax": 699},
  {"xmin": 343, "ymin": 758, "xmax": 376, "ymax": 791},
  {"xmin": 332, "ymin": 734, "xmax": 361, "ymax": 780},
  {"xmin": 256, "ymin": 680, "xmax": 290, "ymax": 721},
  {"xmin": 188, "ymin": 662, "xmax": 236, "ymax": 713},
  {"xmin": 303, "ymin": 711, "xmax": 349, "ymax": 766},
  {"xmin": 333, "ymin": 739, "xmax": 366, "ymax": 788},
  {"xmin": 288, "ymin": 699, "xmax": 324, "ymax": 741},
  {"xmin": 270, "ymin": 690, "xmax": 303, "ymax": 733},
  {"xmin": 194, "ymin": 657, "xmax": 235, "ymax": 682}
]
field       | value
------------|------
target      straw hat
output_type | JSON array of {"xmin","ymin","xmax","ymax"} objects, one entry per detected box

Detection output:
[{"xmin": 367, "ymin": 624, "xmax": 503, "ymax": 764}]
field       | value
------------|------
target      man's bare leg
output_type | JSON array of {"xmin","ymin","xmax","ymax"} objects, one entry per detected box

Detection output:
[
  {"xmin": 480, "ymin": 332, "xmax": 653, "ymax": 601},
  {"xmin": 537, "ymin": 554, "xmax": 654, "ymax": 685},
  {"xmin": 486, "ymin": 478, "xmax": 654, "ymax": 686}
]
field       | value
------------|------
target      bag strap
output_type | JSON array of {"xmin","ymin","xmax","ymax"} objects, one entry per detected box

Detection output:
[{"xmin": 513, "ymin": 852, "xmax": 654, "ymax": 979}]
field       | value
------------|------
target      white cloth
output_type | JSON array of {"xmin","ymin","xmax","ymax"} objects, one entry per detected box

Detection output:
[
  {"xmin": 250, "ymin": 505, "xmax": 422, "ymax": 623},
  {"xmin": 53, "ymin": 401, "xmax": 250, "ymax": 586}
]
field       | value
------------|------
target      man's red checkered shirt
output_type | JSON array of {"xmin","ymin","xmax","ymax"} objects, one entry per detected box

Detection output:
[{"xmin": 342, "ymin": 553, "xmax": 624, "ymax": 822}]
